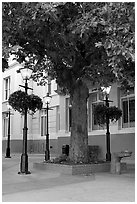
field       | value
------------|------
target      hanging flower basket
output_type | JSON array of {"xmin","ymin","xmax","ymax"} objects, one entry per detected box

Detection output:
[
  {"xmin": 93, "ymin": 104, "xmax": 122, "ymax": 125},
  {"xmin": 8, "ymin": 90, "xmax": 43, "ymax": 114},
  {"xmin": 28, "ymin": 94, "xmax": 43, "ymax": 113}
]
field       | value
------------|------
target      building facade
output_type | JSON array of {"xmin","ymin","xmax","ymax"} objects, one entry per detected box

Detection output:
[{"xmin": 2, "ymin": 61, "xmax": 135, "ymax": 161}]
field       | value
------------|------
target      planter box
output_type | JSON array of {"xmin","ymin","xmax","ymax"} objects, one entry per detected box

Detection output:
[{"xmin": 33, "ymin": 162, "xmax": 111, "ymax": 175}]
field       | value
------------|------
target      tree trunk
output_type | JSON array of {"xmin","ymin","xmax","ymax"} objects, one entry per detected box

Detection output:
[{"xmin": 69, "ymin": 80, "xmax": 89, "ymax": 163}]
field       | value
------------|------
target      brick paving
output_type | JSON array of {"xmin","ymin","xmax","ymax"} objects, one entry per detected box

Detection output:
[{"xmin": 2, "ymin": 154, "xmax": 135, "ymax": 202}]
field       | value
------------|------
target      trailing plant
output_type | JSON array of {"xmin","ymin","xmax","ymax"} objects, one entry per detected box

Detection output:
[
  {"xmin": 93, "ymin": 104, "xmax": 122, "ymax": 125},
  {"xmin": 8, "ymin": 90, "xmax": 43, "ymax": 114}
]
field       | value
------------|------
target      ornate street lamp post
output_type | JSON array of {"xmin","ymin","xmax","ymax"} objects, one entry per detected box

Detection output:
[
  {"xmin": 18, "ymin": 64, "xmax": 33, "ymax": 174},
  {"xmin": 43, "ymin": 93, "xmax": 52, "ymax": 161},
  {"xmin": 102, "ymin": 86, "xmax": 113, "ymax": 162},
  {"xmin": 5, "ymin": 104, "xmax": 12, "ymax": 158}
]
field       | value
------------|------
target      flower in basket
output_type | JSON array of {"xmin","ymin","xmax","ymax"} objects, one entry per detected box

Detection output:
[
  {"xmin": 93, "ymin": 104, "xmax": 122, "ymax": 125},
  {"xmin": 8, "ymin": 90, "xmax": 43, "ymax": 114}
]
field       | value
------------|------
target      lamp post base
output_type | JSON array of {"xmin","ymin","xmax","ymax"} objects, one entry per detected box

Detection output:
[
  {"xmin": 45, "ymin": 150, "xmax": 50, "ymax": 161},
  {"xmin": 106, "ymin": 153, "xmax": 111, "ymax": 162},
  {"xmin": 5, "ymin": 148, "xmax": 11, "ymax": 158},
  {"xmin": 18, "ymin": 153, "xmax": 31, "ymax": 174},
  {"xmin": 18, "ymin": 171, "xmax": 31, "ymax": 175}
]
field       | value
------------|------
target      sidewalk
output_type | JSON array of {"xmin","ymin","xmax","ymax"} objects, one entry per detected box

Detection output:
[{"xmin": 2, "ymin": 154, "xmax": 135, "ymax": 202}]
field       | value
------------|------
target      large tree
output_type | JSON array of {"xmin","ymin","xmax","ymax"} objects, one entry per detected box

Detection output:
[{"xmin": 2, "ymin": 2, "xmax": 135, "ymax": 163}]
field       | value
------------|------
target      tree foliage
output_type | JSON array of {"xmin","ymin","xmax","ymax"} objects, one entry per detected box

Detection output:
[{"xmin": 2, "ymin": 2, "xmax": 135, "ymax": 91}]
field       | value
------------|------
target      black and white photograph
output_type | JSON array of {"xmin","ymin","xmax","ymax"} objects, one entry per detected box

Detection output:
[{"xmin": 2, "ymin": 1, "xmax": 135, "ymax": 202}]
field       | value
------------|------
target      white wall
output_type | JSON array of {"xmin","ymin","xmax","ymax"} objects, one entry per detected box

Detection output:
[{"xmin": 2, "ymin": 61, "xmax": 135, "ymax": 142}]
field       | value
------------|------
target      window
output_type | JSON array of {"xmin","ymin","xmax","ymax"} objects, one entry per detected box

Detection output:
[
  {"xmin": 41, "ymin": 110, "xmax": 47, "ymax": 136},
  {"xmin": 88, "ymin": 90, "xmax": 104, "ymax": 131},
  {"xmin": 65, "ymin": 98, "xmax": 72, "ymax": 132},
  {"xmin": 122, "ymin": 97, "xmax": 135, "ymax": 128},
  {"xmin": 92, "ymin": 103, "xmax": 102, "ymax": 130},
  {"xmin": 2, "ymin": 113, "xmax": 8, "ymax": 137},
  {"xmin": 120, "ymin": 87, "xmax": 135, "ymax": 128},
  {"xmin": 4, "ymin": 77, "xmax": 10, "ymax": 101}
]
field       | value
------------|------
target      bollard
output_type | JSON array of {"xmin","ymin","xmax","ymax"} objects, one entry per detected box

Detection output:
[
  {"xmin": 110, "ymin": 151, "xmax": 132, "ymax": 174},
  {"xmin": 111, "ymin": 153, "xmax": 122, "ymax": 174}
]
